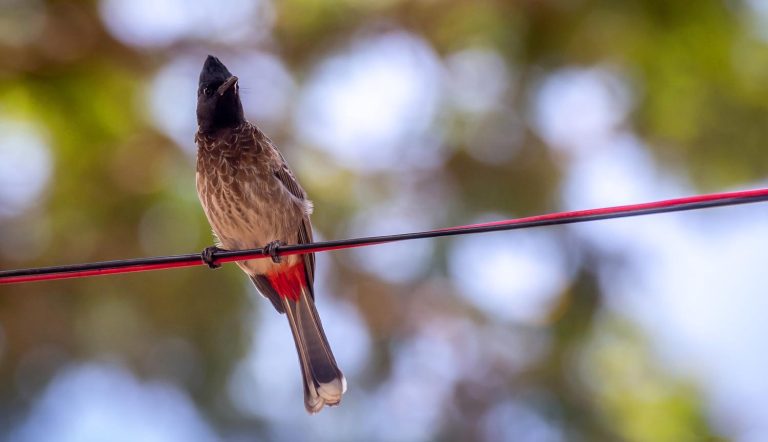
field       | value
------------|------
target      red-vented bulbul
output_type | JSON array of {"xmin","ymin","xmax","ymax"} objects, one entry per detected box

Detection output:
[{"xmin": 195, "ymin": 55, "xmax": 346, "ymax": 413}]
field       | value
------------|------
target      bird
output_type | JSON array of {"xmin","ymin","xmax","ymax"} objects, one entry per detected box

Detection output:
[{"xmin": 194, "ymin": 55, "xmax": 346, "ymax": 413}]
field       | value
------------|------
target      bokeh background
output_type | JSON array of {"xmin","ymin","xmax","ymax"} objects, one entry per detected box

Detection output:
[{"xmin": 1, "ymin": 0, "xmax": 768, "ymax": 440}]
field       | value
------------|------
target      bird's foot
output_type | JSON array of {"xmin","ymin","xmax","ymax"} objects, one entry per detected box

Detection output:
[
  {"xmin": 264, "ymin": 240, "xmax": 286, "ymax": 264},
  {"xmin": 201, "ymin": 246, "xmax": 225, "ymax": 269}
]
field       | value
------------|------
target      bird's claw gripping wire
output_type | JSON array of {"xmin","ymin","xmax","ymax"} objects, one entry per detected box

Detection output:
[
  {"xmin": 201, "ymin": 246, "xmax": 224, "ymax": 269},
  {"xmin": 264, "ymin": 240, "xmax": 285, "ymax": 264}
]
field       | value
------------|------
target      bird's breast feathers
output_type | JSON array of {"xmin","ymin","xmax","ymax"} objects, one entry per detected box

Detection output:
[{"xmin": 194, "ymin": 124, "xmax": 310, "ymax": 258}]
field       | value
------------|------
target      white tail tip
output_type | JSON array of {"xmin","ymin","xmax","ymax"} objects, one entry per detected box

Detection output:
[{"xmin": 306, "ymin": 376, "xmax": 347, "ymax": 414}]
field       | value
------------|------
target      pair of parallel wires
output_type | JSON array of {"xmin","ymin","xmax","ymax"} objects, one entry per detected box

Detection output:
[{"xmin": 2, "ymin": 188, "xmax": 767, "ymax": 285}]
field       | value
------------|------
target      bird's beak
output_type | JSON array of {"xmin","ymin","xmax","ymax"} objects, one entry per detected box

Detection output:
[{"xmin": 217, "ymin": 76, "xmax": 238, "ymax": 96}]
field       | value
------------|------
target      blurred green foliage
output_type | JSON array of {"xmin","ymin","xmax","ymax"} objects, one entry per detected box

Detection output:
[{"xmin": 1, "ymin": 0, "xmax": 767, "ymax": 440}]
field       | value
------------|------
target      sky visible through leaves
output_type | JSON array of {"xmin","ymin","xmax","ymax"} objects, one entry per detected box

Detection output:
[{"xmin": 2, "ymin": 1, "xmax": 768, "ymax": 441}]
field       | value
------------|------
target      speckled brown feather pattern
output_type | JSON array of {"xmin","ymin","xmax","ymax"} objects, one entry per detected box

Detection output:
[{"xmin": 195, "ymin": 122, "xmax": 313, "ymax": 278}]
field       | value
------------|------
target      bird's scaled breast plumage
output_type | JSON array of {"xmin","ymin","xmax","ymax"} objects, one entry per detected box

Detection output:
[{"xmin": 195, "ymin": 122, "xmax": 311, "ymax": 275}]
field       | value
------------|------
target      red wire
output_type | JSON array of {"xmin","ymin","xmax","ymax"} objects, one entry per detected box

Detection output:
[{"xmin": 2, "ymin": 187, "xmax": 768, "ymax": 285}]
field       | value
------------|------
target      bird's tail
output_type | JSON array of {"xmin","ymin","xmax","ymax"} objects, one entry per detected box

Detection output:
[{"xmin": 282, "ymin": 288, "xmax": 346, "ymax": 413}]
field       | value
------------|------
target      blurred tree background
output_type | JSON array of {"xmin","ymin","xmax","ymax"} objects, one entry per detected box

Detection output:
[{"xmin": 1, "ymin": 0, "xmax": 768, "ymax": 441}]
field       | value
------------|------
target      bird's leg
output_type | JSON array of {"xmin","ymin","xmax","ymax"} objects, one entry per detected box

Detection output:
[
  {"xmin": 201, "ymin": 246, "xmax": 224, "ymax": 269},
  {"xmin": 264, "ymin": 240, "xmax": 286, "ymax": 264}
]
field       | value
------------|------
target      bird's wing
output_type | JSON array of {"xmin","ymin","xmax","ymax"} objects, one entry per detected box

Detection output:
[
  {"xmin": 273, "ymin": 153, "xmax": 317, "ymax": 294},
  {"xmin": 250, "ymin": 274, "xmax": 286, "ymax": 312}
]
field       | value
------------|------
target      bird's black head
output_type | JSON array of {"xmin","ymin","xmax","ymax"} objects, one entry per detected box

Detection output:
[{"xmin": 197, "ymin": 55, "xmax": 244, "ymax": 134}]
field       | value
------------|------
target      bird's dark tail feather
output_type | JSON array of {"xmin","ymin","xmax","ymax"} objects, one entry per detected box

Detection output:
[{"xmin": 282, "ymin": 289, "xmax": 346, "ymax": 414}]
